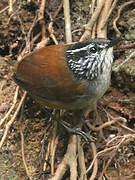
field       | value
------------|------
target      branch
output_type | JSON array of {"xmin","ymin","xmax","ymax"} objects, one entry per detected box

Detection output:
[{"xmin": 63, "ymin": 0, "xmax": 72, "ymax": 43}]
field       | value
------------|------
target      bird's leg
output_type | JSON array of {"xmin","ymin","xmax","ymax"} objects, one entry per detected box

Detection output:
[
  {"xmin": 84, "ymin": 102, "xmax": 106, "ymax": 140},
  {"xmin": 55, "ymin": 110, "xmax": 95, "ymax": 142},
  {"xmin": 72, "ymin": 109, "xmax": 84, "ymax": 128},
  {"xmin": 84, "ymin": 102, "xmax": 100, "ymax": 125}
]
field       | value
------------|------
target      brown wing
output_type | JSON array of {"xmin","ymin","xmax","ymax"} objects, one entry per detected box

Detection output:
[{"xmin": 13, "ymin": 44, "xmax": 87, "ymax": 104}]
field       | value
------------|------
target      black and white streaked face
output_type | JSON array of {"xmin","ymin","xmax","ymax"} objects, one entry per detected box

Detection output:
[{"xmin": 66, "ymin": 39, "xmax": 113, "ymax": 81}]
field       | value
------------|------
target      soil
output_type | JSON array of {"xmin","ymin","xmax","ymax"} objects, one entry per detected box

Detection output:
[{"xmin": 0, "ymin": 0, "xmax": 135, "ymax": 180}]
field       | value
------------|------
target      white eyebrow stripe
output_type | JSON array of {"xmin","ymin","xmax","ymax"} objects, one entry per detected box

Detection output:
[{"xmin": 66, "ymin": 45, "xmax": 90, "ymax": 53}]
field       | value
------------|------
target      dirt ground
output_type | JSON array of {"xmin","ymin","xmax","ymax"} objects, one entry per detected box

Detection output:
[{"xmin": 0, "ymin": 0, "xmax": 135, "ymax": 180}]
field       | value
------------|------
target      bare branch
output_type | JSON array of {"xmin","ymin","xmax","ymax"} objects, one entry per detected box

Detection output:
[{"xmin": 63, "ymin": 0, "xmax": 72, "ymax": 43}]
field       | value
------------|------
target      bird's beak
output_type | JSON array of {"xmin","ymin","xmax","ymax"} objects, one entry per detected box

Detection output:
[{"xmin": 108, "ymin": 37, "xmax": 123, "ymax": 48}]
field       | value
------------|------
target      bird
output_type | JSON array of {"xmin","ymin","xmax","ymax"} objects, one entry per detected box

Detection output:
[{"xmin": 12, "ymin": 38, "xmax": 120, "ymax": 141}]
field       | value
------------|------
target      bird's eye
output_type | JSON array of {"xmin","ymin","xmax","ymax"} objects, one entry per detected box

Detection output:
[{"xmin": 90, "ymin": 46, "xmax": 97, "ymax": 53}]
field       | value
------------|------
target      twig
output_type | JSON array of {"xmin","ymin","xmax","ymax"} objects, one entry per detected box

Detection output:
[
  {"xmin": 37, "ymin": 0, "xmax": 49, "ymax": 48},
  {"xmin": 25, "ymin": 14, "xmax": 38, "ymax": 52},
  {"xmin": 86, "ymin": 116, "xmax": 126, "ymax": 131},
  {"xmin": 117, "ymin": 122, "xmax": 135, "ymax": 133},
  {"xmin": 77, "ymin": 137, "xmax": 87, "ymax": 180},
  {"xmin": 43, "ymin": 141, "xmax": 51, "ymax": 171},
  {"xmin": 91, "ymin": 23, "xmax": 96, "ymax": 39},
  {"xmin": 90, "ymin": 0, "xmax": 96, "ymax": 15},
  {"xmin": 20, "ymin": 103, "xmax": 32, "ymax": 180},
  {"xmin": 54, "ymin": 1, "xmax": 63, "ymax": 18},
  {"xmin": 49, "ymin": 135, "xmax": 77, "ymax": 180},
  {"xmin": 40, "ymin": 123, "xmax": 52, "ymax": 172},
  {"xmin": 17, "ymin": 32, "xmax": 41, "ymax": 61},
  {"xmin": 38, "ymin": 0, "xmax": 46, "ymax": 21},
  {"xmin": 50, "ymin": 121, "xmax": 58, "ymax": 175},
  {"xmin": 63, "ymin": 0, "xmax": 72, "ymax": 43},
  {"xmin": 47, "ymin": 13, "xmax": 58, "ymax": 45},
  {"xmin": 86, "ymin": 146, "xmax": 116, "ymax": 174},
  {"xmin": 108, "ymin": 134, "xmax": 135, "ymax": 147},
  {"xmin": 9, "ymin": 0, "xmax": 13, "ymax": 14},
  {"xmin": 80, "ymin": 0, "xmax": 105, "ymax": 41},
  {"xmin": 97, "ymin": 0, "xmax": 113, "ymax": 38},
  {"xmin": 98, "ymin": 151, "xmax": 116, "ymax": 180},
  {"xmin": 20, "ymin": 129, "xmax": 32, "ymax": 180},
  {"xmin": 113, "ymin": 50, "xmax": 135, "ymax": 72},
  {"xmin": 101, "ymin": 0, "xmax": 118, "ymax": 29},
  {"xmin": 113, "ymin": 0, "xmax": 135, "ymax": 37},
  {"xmin": 106, "ymin": 135, "xmax": 125, "ymax": 146},
  {"xmin": 0, "ymin": 91, "xmax": 27, "ymax": 149},
  {"xmin": 0, "ymin": 86, "xmax": 19, "ymax": 127},
  {"xmin": 86, "ymin": 134, "xmax": 135, "ymax": 174},
  {"xmin": 0, "ymin": 0, "xmax": 16, "ymax": 14},
  {"xmin": 7, "ymin": 7, "xmax": 19, "ymax": 25},
  {"xmin": 89, "ymin": 142, "xmax": 98, "ymax": 180},
  {"xmin": 47, "ymin": 1, "xmax": 63, "ymax": 44}
]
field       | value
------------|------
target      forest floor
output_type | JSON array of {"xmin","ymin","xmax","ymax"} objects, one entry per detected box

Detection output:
[{"xmin": 0, "ymin": 0, "xmax": 135, "ymax": 179}]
